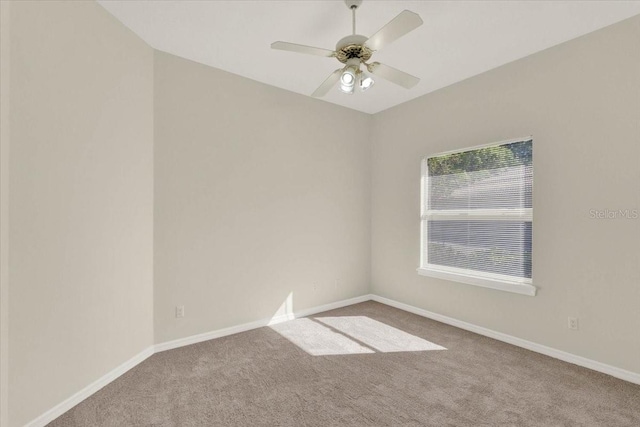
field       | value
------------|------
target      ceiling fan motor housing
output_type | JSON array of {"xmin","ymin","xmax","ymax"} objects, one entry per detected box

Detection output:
[{"xmin": 335, "ymin": 35, "xmax": 372, "ymax": 63}]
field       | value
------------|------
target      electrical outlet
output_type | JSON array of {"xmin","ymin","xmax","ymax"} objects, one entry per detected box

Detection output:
[
  {"xmin": 176, "ymin": 305, "xmax": 185, "ymax": 318},
  {"xmin": 568, "ymin": 317, "xmax": 579, "ymax": 330}
]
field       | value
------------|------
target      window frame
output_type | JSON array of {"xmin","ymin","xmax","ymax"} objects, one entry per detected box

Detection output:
[{"xmin": 418, "ymin": 137, "xmax": 536, "ymax": 297}]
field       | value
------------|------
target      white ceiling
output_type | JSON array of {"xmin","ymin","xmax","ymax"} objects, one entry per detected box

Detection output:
[{"xmin": 98, "ymin": 1, "xmax": 640, "ymax": 114}]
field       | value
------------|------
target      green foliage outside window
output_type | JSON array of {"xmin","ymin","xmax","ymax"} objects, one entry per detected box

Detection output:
[{"xmin": 427, "ymin": 140, "xmax": 532, "ymax": 177}]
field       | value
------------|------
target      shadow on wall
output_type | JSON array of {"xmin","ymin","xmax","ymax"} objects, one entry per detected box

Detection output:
[{"xmin": 270, "ymin": 315, "xmax": 447, "ymax": 356}]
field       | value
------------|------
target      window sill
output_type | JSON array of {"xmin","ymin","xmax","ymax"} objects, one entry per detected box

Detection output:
[{"xmin": 417, "ymin": 267, "xmax": 536, "ymax": 296}]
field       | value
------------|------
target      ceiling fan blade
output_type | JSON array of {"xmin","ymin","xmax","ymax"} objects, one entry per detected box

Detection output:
[
  {"xmin": 367, "ymin": 62, "xmax": 420, "ymax": 89},
  {"xmin": 312, "ymin": 69, "xmax": 343, "ymax": 98},
  {"xmin": 271, "ymin": 41, "xmax": 336, "ymax": 58},
  {"xmin": 364, "ymin": 10, "xmax": 423, "ymax": 52}
]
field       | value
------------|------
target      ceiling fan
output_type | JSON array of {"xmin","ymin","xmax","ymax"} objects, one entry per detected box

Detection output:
[{"xmin": 271, "ymin": 0, "xmax": 423, "ymax": 97}]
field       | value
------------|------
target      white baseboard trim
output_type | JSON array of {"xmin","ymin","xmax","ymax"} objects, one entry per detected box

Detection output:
[
  {"xmin": 26, "ymin": 292, "xmax": 640, "ymax": 426},
  {"xmin": 370, "ymin": 294, "xmax": 640, "ymax": 386},
  {"xmin": 154, "ymin": 294, "xmax": 373, "ymax": 353},
  {"xmin": 289, "ymin": 294, "xmax": 374, "ymax": 320},
  {"xmin": 25, "ymin": 346, "xmax": 155, "ymax": 427},
  {"xmin": 26, "ymin": 294, "xmax": 372, "ymax": 426}
]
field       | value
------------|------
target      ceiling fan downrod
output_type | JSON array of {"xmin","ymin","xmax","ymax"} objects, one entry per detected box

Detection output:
[
  {"xmin": 346, "ymin": 0, "xmax": 362, "ymax": 35},
  {"xmin": 351, "ymin": 4, "xmax": 357, "ymax": 35}
]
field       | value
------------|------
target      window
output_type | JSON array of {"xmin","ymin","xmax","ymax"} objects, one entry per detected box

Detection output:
[{"xmin": 418, "ymin": 138, "xmax": 535, "ymax": 296}]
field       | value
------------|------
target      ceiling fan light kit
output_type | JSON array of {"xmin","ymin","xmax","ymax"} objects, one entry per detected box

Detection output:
[
  {"xmin": 271, "ymin": 0, "xmax": 423, "ymax": 98},
  {"xmin": 360, "ymin": 74, "xmax": 374, "ymax": 91},
  {"xmin": 339, "ymin": 58, "xmax": 360, "ymax": 94}
]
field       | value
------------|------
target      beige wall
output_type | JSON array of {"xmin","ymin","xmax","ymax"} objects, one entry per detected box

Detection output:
[
  {"xmin": 8, "ymin": 2, "xmax": 154, "ymax": 425},
  {"xmin": 153, "ymin": 51, "xmax": 371, "ymax": 343},
  {"xmin": 4, "ymin": 2, "xmax": 639, "ymax": 425},
  {"xmin": 371, "ymin": 15, "xmax": 640, "ymax": 374},
  {"xmin": 1, "ymin": 1, "xmax": 11, "ymax": 425}
]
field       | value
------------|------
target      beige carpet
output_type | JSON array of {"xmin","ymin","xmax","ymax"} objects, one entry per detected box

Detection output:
[{"xmin": 49, "ymin": 301, "xmax": 640, "ymax": 426}]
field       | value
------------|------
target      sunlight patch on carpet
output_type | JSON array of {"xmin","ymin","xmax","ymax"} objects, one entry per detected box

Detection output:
[
  {"xmin": 270, "ymin": 315, "xmax": 446, "ymax": 356},
  {"xmin": 315, "ymin": 316, "xmax": 446, "ymax": 352},
  {"xmin": 270, "ymin": 318, "xmax": 374, "ymax": 355}
]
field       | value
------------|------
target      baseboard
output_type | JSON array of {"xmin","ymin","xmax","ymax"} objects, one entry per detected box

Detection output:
[
  {"xmin": 288, "ymin": 294, "xmax": 374, "ymax": 320},
  {"xmin": 154, "ymin": 294, "xmax": 373, "ymax": 353},
  {"xmin": 25, "ymin": 345, "xmax": 155, "ymax": 427},
  {"xmin": 370, "ymin": 294, "xmax": 640, "ymax": 386},
  {"xmin": 26, "ymin": 294, "xmax": 372, "ymax": 426},
  {"xmin": 25, "ymin": 292, "xmax": 640, "ymax": 426}
]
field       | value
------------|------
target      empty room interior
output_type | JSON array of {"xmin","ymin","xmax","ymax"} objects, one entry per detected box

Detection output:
[{"xmin": 1, "ymin": 0, "xmax": 640, "ymax": 426}]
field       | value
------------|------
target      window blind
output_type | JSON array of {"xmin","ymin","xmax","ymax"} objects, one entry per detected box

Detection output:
[{"xmin": 421, "ymin": 139, "xmax": 533, "ymax": 284}]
